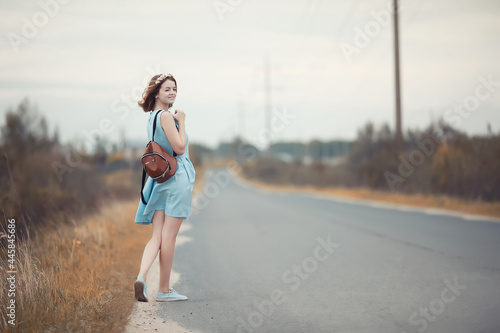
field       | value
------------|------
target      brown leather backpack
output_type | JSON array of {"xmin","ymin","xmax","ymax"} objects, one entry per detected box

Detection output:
[{"xmin": 140, "ymin": 110, "xmax": 178, "ymax": 205}]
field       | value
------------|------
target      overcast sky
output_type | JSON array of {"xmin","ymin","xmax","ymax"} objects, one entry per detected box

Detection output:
[{"xmin": 1, "ymin": 0, "xmax": 499, "ymax": 150}]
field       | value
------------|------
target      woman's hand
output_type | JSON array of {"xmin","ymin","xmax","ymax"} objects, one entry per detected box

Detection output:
[{"xmin": 172, "ymin": 109, "xmax": 186, "ymax": 123}]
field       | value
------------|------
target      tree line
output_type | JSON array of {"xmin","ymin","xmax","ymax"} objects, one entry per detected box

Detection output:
[{"xmin": 241, "ymin": 121, "xmax": 500, "ymax": 201}]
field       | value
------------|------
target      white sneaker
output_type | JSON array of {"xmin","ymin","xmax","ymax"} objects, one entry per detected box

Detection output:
[{"xmin": 156, "ymin": 288, "xmax": 188, "ymax": 302}]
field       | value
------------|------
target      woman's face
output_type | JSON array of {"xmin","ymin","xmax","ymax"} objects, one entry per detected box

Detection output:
[{"xmin": 156, "ymin": 79, "xmax": 177, "ymax": 107}]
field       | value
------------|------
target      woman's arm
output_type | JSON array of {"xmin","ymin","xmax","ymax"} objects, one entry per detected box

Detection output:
[{"xmin": 160, "ymin": 111, "xmax": 186, "ymax": 155}]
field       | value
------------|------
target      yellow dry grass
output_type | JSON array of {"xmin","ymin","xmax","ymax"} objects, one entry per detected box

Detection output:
[
  {"xmin": 0, "ymin": 165, "xmax": 206, "ymax": 332},
  {"xmin": 0, "ymin": 199, "xmax": 148, "ymax": 332}
]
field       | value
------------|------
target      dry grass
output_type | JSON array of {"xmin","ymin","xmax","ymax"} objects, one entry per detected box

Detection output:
[
  {"xmin": 239, "ymin": 174, "xmax": 500, "ymax": 220},
  {"xmin": 0, "ymin": 199, "xmax": 149, "ymax": 332},
  {"xmin": 0, "ymin": 165, "xmax": 206, "ymax": 332}
]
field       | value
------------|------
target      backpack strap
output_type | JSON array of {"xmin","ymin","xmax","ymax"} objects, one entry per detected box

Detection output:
[{"xmin": 141, "ymin": 168, "xmax": 148, "ymax": 205}]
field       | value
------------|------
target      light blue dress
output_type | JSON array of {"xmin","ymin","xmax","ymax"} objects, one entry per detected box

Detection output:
[{"xmin": 135, "ymin": 109, "xmax": 196, "ymax": 224}]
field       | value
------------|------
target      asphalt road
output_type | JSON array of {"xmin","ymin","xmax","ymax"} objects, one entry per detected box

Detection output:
[{"xmin": 157, "ymin": 167, "xmax": 500, "ymax": 333}]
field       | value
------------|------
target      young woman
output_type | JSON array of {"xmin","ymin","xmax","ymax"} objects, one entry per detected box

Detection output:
[{"xmin": 133, "ymin": 73, "xmax": 196, "ymax": 302}]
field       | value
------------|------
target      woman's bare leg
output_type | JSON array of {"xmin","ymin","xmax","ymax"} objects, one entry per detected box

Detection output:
[
  {"xmin": 138, "ymin": 210, "xmax": 165, "ymax": 280},
  {"xmin": 158, "ymin": 215, "xmax": 184, "ymax": 293}
]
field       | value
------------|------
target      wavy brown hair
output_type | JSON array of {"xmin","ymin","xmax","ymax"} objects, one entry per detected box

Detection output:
[{"xmin": 138, "ymin": 73, "xmax": 177, "ymax": 112}]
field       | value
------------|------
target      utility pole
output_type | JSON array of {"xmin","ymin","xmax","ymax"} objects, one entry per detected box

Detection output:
[
  {"xmin": 237, "ymin": 99, "xmax": 245, "ymax": 141},
  {"xmin": 264, "ymin": 55, "xmax": 272, "ymax": 152},
  {"xmin": 393, "ymin": 0, "xmax": 403, "ymax": 144}
]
